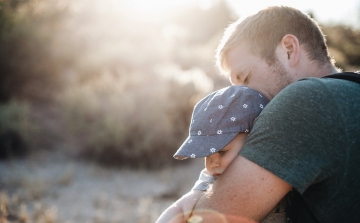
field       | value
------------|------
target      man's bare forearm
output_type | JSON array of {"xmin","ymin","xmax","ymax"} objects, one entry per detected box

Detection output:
[{"xmin": 191, "ymin": 156, "xmax": 292, "ymax": 223}]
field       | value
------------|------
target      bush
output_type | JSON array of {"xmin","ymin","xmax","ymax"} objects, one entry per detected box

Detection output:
[
  {"xmin": 59, "ymin": 65, "xmax": 213, "ymax": 169},
  {"xmin": 0, "ymin": 0, "xmax": 74, "ymax": 102},
  {"xmin": 323, "ymin": 25, "xmax": 360, "ymax": 70},
  {"xmin": 0, "ymin": 100, "xmax": 39, "ymax": 159}
]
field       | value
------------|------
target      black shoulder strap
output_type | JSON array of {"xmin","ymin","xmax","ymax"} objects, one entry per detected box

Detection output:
[{"xmin": 322, "ymin": 72, "xmax": 360, "ymax": 84}]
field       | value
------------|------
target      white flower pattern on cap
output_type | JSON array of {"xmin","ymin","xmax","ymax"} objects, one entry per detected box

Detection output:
[{"xmin": 173, "ymin": 86, "xmax": 270, "ymax": 160}]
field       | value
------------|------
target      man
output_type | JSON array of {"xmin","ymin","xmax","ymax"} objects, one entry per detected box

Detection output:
[{"xmin": 191, "ymin": 6, "xmax": 360, "ymax": 223}]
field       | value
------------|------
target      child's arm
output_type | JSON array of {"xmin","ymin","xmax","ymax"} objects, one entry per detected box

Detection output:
[
  {"xmin": 155, "ymin": 190, "xmax": 203, "ymax": 223},
  {"xmin": 155, "ymin": 169, "xmax": 216, "ymax": 223}
]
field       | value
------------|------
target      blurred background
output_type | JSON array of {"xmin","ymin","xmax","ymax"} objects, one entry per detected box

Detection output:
[{"xmin": 0, "ymin": 0, "xmax": 359, "ymax": 222}]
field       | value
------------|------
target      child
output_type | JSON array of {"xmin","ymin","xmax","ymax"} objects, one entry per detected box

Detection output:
[{"xmin": 156, "ymin": 85, "xmax": 287, "ymax": 223}]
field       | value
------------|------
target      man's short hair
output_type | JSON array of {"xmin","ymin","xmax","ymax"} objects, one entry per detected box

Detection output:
[{"xmin": 216, "ymin": 6, "xmax": 333, "ymax": 74}]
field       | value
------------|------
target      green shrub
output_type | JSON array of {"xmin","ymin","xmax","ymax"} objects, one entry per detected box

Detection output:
[
  {"xmin": 323, "ymin": 25, "xmax": 360, "ymax": 70},
  {"xmin": 59, "ymin": 66, "xmax": 212, "ymax": 169},
  {"xmin": 0, "ymin": 0, "xmax": 74, "ymax": 102},
  {"xmin": 0, "ymin": 100, "xmax": 39, "ymax": 158}
]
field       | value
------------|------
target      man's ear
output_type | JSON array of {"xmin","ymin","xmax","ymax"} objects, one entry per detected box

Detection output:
[{"xmin": 280, "ymin": 34, "xmax": 300, "ymax": 67}]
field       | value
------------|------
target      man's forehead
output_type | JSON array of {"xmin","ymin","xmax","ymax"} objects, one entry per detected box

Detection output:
[
  {"xmin": 224, "ymin": 44, "xmax": 253, "ymax": 67},
  {"xmin": 223, "ymin": 54, "xmax": 254, "ymax": 78}
]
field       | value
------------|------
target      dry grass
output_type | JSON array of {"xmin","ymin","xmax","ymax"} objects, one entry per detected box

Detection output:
[
  {"xmin": 0, "ymin": 191, "xmax": 58, "ymax": 223},
  {"xmin": 0, "ymin": 151, "xmax": 204, "ymax": 223}
]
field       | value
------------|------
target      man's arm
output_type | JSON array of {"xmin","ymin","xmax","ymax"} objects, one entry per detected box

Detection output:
[{"xmin": 191, "ymin": 156, "xmax": 292, "ymax": 223}]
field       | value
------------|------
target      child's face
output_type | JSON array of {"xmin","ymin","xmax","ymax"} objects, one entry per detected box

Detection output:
[{"xmin": 205, "ymin": 133, "xmax": 247, "ymax": 177}]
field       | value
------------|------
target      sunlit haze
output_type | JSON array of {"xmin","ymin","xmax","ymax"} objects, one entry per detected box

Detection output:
[
  {"xmin": 226, "ymin": 0, "xmax": 360, "ymax": 27},
  {"xmin": 128, "ymin": 0, "xmax": 218, "ymax": 14},
  {"xmin": 124, "ymin": 0, "xmax": 359, "ymax": 27}
]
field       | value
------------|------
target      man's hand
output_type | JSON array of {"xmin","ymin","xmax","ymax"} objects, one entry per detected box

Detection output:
[{"xmin": 191, "ymin": 156, "xmax": 292, "ymax": 223}]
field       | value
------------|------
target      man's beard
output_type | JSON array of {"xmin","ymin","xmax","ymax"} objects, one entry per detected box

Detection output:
[{"xmin": 268, "ymin": 59, "xmax": 294, "ymax": 98}]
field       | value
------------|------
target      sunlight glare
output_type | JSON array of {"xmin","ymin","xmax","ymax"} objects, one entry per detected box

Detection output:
[
  {"xmin": 129, "ymin": 0, "xmax": 194, "ymax": 15},
  {"xmin": 226, "ymin": 0, "xmax": 359, "ymax": 27},
  {"xmin": 198, "ymin": 0, "xmax": 214, "ymax": 10}
]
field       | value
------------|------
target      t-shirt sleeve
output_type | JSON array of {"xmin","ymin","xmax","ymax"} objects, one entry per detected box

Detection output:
[{"xmin": 240, "ymin": 78, "xmax": 344, "ymax": 193}]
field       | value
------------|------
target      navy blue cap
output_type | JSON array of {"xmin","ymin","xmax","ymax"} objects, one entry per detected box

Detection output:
[{"xmin": 173, "ymin": 86, "xmax": 269, "ymax": 160}]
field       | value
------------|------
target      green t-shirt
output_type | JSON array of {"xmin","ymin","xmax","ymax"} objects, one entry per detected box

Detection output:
[{"xmin": 240, "ymin": 77, "xmax": 360, "ymax": 223}]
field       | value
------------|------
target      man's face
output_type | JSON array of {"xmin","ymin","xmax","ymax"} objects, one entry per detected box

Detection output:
[{"xmin": 223, "ymin": 43, "xmax": 295, "ymax": 100}]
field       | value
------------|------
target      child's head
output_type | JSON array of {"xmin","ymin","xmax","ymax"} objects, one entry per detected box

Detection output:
[{"xmin": 173, "ymin": 86, "xmax": 269, "ymax": 176}]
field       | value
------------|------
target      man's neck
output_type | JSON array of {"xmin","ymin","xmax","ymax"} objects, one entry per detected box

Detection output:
[{"xmin": 305, "ymin": 62, "xmax": 340, "ymax": 78}]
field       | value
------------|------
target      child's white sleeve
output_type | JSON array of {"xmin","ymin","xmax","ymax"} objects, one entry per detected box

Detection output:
[
  {"xmin": 155, "ymin": 201, "xmax": 185, "ymax": 223},
  {"xmin": 155, "ymin": 190, "xmax": 203, "ymax": 223},
  {"xmin": 192, "ymin": 168, "xmax": 216, "ymax": 191},
  {"xmin": 156, "ymin": 169, "xmax": 216, "ymax": 223}
]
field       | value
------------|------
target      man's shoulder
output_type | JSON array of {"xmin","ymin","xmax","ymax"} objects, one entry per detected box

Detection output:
[
  {"xmin": 262, "ymin": 75, "xmax": 360, "ymax": 123},
  {"xmin": 269, "ymin": 78, "xmax": 327, "ymax": 105},
  {"xmin": 275, "ymin": 75, "xmax": 360, "ymax": 102},
  {"xmin": 294, "ymin": 72, "xmax": 360, "ymax": 89},
  {"xmin": 290, "ymin": 76, "xmax": 354, "ymax": 89}
]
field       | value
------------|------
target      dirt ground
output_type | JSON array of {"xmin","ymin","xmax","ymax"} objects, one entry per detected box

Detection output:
[{"xmin": 0, "ymin": 149, "xmax": 204, "ymax": 223}]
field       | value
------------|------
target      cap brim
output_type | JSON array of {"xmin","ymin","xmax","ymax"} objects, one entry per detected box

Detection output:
[{"xmin": 173, "ymin": 133, "xmax": 238, "ymax": 160}]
